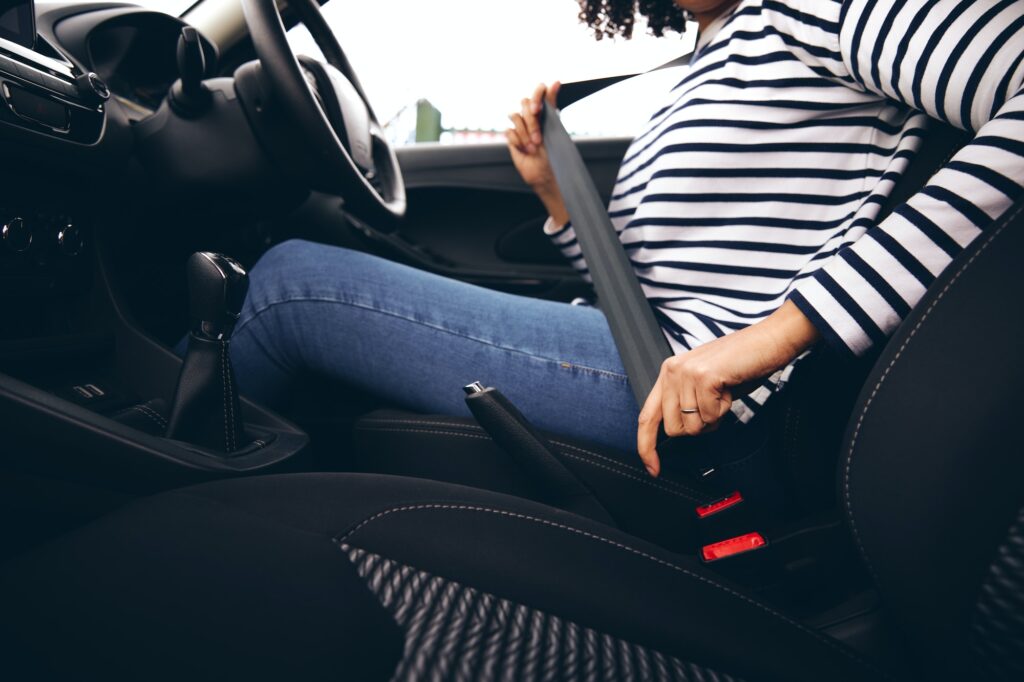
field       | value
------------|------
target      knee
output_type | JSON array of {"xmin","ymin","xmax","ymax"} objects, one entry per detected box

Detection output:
[
  {"xmin": 245, "ymin": 239, "xmax": 331, "ymax": 308},
  {"xmin": 250, "ymin": 239, "xmax": 316, "ymax": 282}
]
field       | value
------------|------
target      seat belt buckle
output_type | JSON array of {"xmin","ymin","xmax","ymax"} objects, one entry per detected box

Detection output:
[
  {"xmin": 701, "ymin": 532, "xmax": 766, "ymax": 562},
  {"xmin": 700, "ymin": 531, "xmax": 771, "ymax": 583}
]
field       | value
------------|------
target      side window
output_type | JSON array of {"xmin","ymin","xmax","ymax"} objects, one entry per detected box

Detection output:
[{"xmin": 287, "ymin": 0, "xmax": 696, "ymax": 146}]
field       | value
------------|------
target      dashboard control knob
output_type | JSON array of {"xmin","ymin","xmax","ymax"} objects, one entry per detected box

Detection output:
[
  {"xmin": 75, "ymin": 72, "xmax": 110, "ymax": 106},
  {"xmin": 58, "ymin": 222, "xmax": 84, "ymax": 256},
  {"xmin": 2, "ymin": 217, "xmax": 31, "ymax": 252}
]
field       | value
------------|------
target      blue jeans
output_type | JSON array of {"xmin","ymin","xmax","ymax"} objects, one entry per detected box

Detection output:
[{"xmin": 226, "ymin": 239, "xmax": 641, "ymax": 453}]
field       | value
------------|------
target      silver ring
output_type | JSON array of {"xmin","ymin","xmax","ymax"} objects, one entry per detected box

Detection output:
[{"xmin": 680, "ymin": 407, "xmax": 699, "ymax": 414}]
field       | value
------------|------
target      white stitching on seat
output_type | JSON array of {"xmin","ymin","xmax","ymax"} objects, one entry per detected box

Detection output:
[
  {"xmin": 115, "ymin": 405, "xmax": 167, "ymax": 432},
  {"xmin": 555, "ymin": 451, "xmax": 703, "ymax": 503},
  {"xmin": 358, "ymin": 417, "xmax": 488, "ymax": 430},
  {"xmin": 357, "ymin": 425, "xmax": 705, "ymax": 501},
  {"xmin": 357, "ymin": 418, "xmax": 710, "ymax": 499},
  {"xmin": 843, "ymin": 204, "xmax": 1024, "ymax": 583},
  {"xmin": 134, "ymin": 404, "xmax": 168, "ymax": 429},
  {"xmin": 336, "ymin": 503, "xmax": 886, "ymax": 677},
  {"xmin": 356, "ymin": 427, "xmax": 494, "ymax": 442},
  {"xmin": 550, "ymin": 440, "xmax": 709, "ymax": 499},
  {"xmin": 221, "ymin": 341, "xmax": 231, "ymax": 453}
]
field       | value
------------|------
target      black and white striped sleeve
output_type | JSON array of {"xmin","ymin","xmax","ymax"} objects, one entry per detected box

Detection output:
[
  {"xmin": 544, "ymin": 218, "xmax": 592, "ymax": 282},
  {"xmin": 789, "ymin": 0, "xmax": 1024, "ymax": 356}
]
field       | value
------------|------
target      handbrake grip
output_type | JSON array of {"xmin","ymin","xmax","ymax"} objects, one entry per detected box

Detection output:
[{"xmin": 464, "ymin": 382, "xmax": 616, "ymax": 527}]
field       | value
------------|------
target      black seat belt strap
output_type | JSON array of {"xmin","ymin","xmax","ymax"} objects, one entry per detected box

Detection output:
[
  {"xmin": 542, "ymin": 100, "xmax": 673, "ymax": 406},
  {"xmin": 556, "ymin": 52, "xmax": 695, "ymax": 109},
  {"xmin": 542, "ymin": 51, "xmax": 694, "ymax": 406}
]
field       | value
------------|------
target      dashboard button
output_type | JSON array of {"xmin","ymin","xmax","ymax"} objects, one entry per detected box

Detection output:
[
  {"xmin": 2, "ymin": 217, "xmax": 32, "ymax": 252},
  {"xmin": 58, "ymin": 222, "xmax": 84, "ymax": 256}
]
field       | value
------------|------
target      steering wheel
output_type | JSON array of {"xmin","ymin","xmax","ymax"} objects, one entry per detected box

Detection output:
[{"xmin": 241, "ymin": 0, "xmax": 406, "ymax": 226}]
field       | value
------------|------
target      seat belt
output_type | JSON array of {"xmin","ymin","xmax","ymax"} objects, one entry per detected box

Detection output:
[
  {"xmin": 540, "ymin": 51, "xmax": 694, "ymax": 405},
  {"xmin": 556, "ymin": 52, "xmax": 695, "ymax": 109},
  {"xmin": 541, "ymin": 101, "xmax": 672, "ymax": 405}
]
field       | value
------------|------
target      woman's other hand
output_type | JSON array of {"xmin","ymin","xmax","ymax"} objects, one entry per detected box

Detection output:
[
  {"xmin": 636, "ymin": 300, "xmax": 821, "ymax": 477},
  {"xmin": 506, "ymin": 82, "xmax": 570, "ymax": 226}
]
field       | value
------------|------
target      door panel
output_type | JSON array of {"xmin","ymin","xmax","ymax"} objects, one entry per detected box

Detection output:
[{"xmin": 386, "ymin": 138, "xmax": 630, "ymax": 302}]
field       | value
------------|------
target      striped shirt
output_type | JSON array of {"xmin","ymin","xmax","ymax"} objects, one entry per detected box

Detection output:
[{"xmin": 548, "ymin": 0, "xmax": 1024, "ymax": 422}]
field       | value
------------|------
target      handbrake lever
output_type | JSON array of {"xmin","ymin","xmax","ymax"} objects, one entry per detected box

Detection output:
[{"xmin": 463, "ymin": 382, "xmax": 616, "ymax": 527}]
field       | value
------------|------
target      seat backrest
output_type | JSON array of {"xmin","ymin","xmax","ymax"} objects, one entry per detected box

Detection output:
[
  {"xmin": 842, "ymin": 197, "xmax": 1024, "ymax": 679},
  {"xmin": 778, "ymin": 121, "xmax": 973, "ymax": 513}
]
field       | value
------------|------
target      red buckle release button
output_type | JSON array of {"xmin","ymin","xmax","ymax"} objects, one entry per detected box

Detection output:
[
  {"xmin": 701, "ymin": 532, "xmax": 766, "ymax": 562},
  {"xmin": 695, "ymin": 491, "xmax": 743, "ymax": 518}
]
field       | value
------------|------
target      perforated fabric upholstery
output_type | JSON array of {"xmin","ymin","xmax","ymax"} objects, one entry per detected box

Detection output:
[
  {"xmin": 343, "ymin": 543, "xmax": 741, "ymax": 681},
  {"xmin": 970, "ymin": 505, "xmax": 1024, "ymax": 681}
]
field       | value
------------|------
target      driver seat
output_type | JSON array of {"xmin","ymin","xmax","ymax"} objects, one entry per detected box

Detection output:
[
  {"xmin": 343, "ymin": 122, "xmax": 975, "ymax": 549},
  {"xmin": 1, "ymin": 194, "xmax": 1022, "ymax": 680}
]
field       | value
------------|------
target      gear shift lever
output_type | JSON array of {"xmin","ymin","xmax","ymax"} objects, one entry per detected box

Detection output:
[{"xmin": 166, "ymin": 252, "xmax": 249, "ymax": 453}]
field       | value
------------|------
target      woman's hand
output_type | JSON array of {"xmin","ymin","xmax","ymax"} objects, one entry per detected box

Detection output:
[
  {"xmin": 506, "ymin": 82, "xmax": 570, "ymax": 226},
  {"xmin": 636, "ymin": 300, "xmax": 821, "ymax": 477}
]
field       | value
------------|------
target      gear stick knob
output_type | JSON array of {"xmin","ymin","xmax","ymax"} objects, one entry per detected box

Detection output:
[
  {"xmin": 166, "ymin": 252, "xmax": 249, "ymax": 453},
  {"xmin": 188, "ymin": 251, "xmax": 249, "ymax": 340}
]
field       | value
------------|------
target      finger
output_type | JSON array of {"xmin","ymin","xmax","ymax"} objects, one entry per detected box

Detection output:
[
  {"xmin": 695, "ymin": 380, "xmax": 725, "ymax": 432},
  {"xmin": 678, "ymin": 383, "xmax": 706, "ymax": 436},
  {"xmin": 661, "ymin": 375, "xmax": 685, "ymax": 437},
  {"xmin": 531, "ymin": 82, "xmax": 547, "ymax": 114},
  {"xmin": 637, "ymin": 380, "xmax": 664, "ymax": 477},
  {"xmin": 508, "ymin": 113, "xmax": 534, "ymax": 153},
  {"xmin": 547, "ymin": 81, "xmax": 561, "ymax": 108},
  {"xmin": 700, "ymin": 388, "xmax": 732, "ymax": 434},
  {"xmin": 505, "ymin": 129, "xmax": 525, "ymax": 156},
  {"xmin": 522, "ymin": 97, "xmax": 542, "ymax": 146},
  {"xmin": 506, "ymin": 129, "xmax": 527, "ymax": 155}
]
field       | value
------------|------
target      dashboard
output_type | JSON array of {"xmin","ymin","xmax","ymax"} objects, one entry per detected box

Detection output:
[
  {"xmin": 87, "ymin": 12, "xmax": 200, "ymax": 120},
  {"xmin": 0, "ymin": 2, "xmax": 219, "ymax": 336},
  {"xmin": 0, "ymin": 2, "xmax": 217, "ymax": 148}
]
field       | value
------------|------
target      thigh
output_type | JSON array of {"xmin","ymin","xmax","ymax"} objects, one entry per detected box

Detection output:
[{"xmin": 232, "ymin": 240, "xmax": 640, "ymax": 452}]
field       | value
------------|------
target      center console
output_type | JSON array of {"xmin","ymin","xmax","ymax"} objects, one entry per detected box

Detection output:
[{"xmin": 0, "ymin": 226, "xmax": 309, "ymax": 494}]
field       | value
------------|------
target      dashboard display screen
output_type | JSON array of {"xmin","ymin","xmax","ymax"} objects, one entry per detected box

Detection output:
[{"xmin": 0, "ymin": 0, "xmax": 35, "ymax": 50}]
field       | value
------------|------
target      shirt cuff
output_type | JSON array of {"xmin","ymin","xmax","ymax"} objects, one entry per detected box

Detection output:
[{"xmin": 543, "ymin": 216, "xmax": 571, "ymax": 236}]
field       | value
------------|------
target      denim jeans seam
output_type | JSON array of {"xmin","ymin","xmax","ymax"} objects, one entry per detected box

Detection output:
[
  {"xmin": 230, "ymin": 320, "xmax": 296, "ymax": 378},
  {"xmin": 238, "ymin": 295, "xmax": 629, "ymax": 381}
]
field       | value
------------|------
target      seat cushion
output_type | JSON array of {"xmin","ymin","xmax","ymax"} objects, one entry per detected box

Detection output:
[
  {"xmin": 349, "ymin": 411, "xmax": 787, "ymax": 551},
  {"xmin": 1, "ymin": 473, "xmax": 886, "ymax": 681}
]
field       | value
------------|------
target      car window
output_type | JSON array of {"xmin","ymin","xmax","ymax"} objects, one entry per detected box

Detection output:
[{"xmin": 287, "ymin": 0, "xmax": 696, "ymax": 146}]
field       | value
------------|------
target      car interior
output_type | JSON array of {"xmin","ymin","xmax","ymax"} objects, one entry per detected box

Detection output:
[{"xmin": 0, "ymin": 0, "xmax": 1021, "ymax": 680}]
